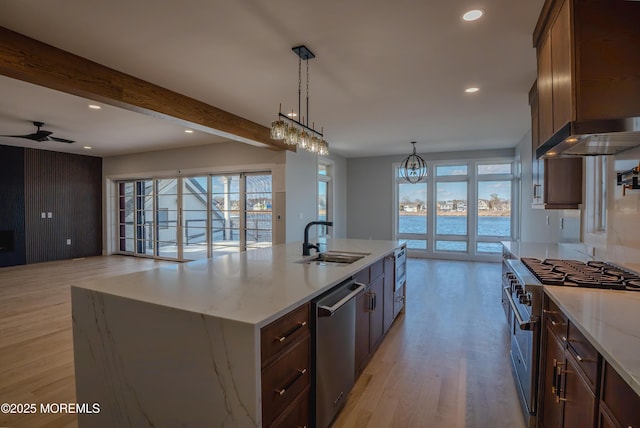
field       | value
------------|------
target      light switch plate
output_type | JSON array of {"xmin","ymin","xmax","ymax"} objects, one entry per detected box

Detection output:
[
  {"xmin": 66, "ymin": 239, "xmax": 71, "ymax": 245},
  {"xmin": 41, "ymin": 212, "xmax": 46, "ymax": 219},
  {"xmin": 47, "ymin": 212, "xmax": 53, "ymax": 218}
]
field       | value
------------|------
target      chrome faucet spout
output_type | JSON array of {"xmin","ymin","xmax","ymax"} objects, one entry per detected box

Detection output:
[{"xmin": 302, "ymin": 221, "xmax": 333, "ymax": 256}]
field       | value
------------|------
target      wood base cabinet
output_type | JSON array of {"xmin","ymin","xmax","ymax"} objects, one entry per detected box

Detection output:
[
  {"xmin": 354, "ymin": 260, "xmax": 384, "ymax": 375},
  {"xmin": 600, "ymin": 361, "xmax": 640, "ymax": 428},
  {"xmin": 261, "ymin": 303, "xmax": 311, "ymax": 427},
  {"xmin": 539, "ymin": 296, "xmax": 598, "ymax": 428},
  {"xmin": 355, "ymin": 251, "xmax": 405, "ymax": 376}
]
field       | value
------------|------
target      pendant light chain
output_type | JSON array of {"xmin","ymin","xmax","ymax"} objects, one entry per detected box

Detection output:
[
  {"xmin": 298, "ymin": 56, "xmax": 302, "ymax": 122},
  {"xmin": 306, "ymin": 59, "xmax": 310, "ymax": 128}
]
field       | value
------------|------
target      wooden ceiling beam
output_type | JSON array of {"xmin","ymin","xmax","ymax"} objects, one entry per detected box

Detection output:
[{"xmin": 0, "ymin": 26, "xmax": 291, "ymax": 151}]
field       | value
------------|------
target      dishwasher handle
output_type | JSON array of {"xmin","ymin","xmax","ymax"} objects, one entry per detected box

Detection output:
[{"xmin": 318, "ymin": 282, "xmax": 366, "ymax": 317}]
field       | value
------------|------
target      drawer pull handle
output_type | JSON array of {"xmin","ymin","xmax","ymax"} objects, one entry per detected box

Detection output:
[
  {"xmin": 543, "ymin": 309, "xmax": 558, "ymax": 314},
  {"xmin": 275, "ymin": 321, "xmax": 307, "ymax": 342},
  {"xmin": 274, "ymin": 368, "xmax": 307, "ymax": 395}
]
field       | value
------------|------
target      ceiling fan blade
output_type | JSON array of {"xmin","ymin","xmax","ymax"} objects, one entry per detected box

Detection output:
[
  {"xmin": 49, "ymin": 136, "xmax": 75, "ymax": 144},
  {"xmin": 0, "ymin": 134, "xmax": 41, "ymax": 141}
]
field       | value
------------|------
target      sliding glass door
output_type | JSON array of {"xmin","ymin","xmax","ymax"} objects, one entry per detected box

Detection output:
[{"xmin": 117, "ymin": 172, "xmax": 272, "ymax": 261}]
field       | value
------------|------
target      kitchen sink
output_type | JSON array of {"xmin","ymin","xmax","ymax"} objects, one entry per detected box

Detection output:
[{"xmin": 296, "ymin": 251, "xmax": 369, "ymax": 265}]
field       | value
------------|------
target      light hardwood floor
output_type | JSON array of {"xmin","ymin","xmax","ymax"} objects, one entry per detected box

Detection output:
[
  {"xmin": 0, "ymin": 256, "xmax": 175, "ymax": 428},
  {"xmin": 333, "ymin": 259, "xmax": 526, "ymax": 428},
  {"xmin": 0, "ymin": 256, "xmax": 525, "ymax": 428}
]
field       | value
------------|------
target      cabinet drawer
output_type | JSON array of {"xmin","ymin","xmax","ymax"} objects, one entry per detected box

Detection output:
[
  {"xmin": 601, "ymin": 362, "xmax": 640, "ymax": 428},
  {"xmin": 566, "ymin": 322, "xmax": 599, "ymax": 391},
  {"xmin": 370, "ymin": 259, "xmax": 384, "ymax": 281},
  {"xmin": 261, "ymin": 303, "xmax": 309, "ymax": 366},
  {"xmin": 262, "ymin": 335, "xmax": 310, "ymax": 427},
  {"xmin": 543, "ymin": 297, "xmax": 568, "ymax": 339},
  {"xmin": 268, "ymin": 385, "xmax": 309, "ymax": 428}
]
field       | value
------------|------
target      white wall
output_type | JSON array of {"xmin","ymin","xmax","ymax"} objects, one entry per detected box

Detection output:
[
  {"xmin": 605, "ymin": 146, "xmax": 640, "ymax": 271},
  {"xmin": 346, "ymin": 148, "xmax": 515, "ymax": 241},
  {"xmin": 284, "ymin": 149, "xmax": 348, "ymax": 242},
  {"xmin": 516, "ymin": 131, "xmax": 581, "ymax": 243},
  {"xmin": 103, "ymin": 141, "xmax": 286, "ymax": 176}
]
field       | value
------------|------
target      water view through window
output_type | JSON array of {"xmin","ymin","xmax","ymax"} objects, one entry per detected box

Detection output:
[{"xmin": 396, "ymin": 161, "xmax": 513, "ymax": 254}]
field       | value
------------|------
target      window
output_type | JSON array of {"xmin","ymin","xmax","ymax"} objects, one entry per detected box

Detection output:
[
  {"xmin": 476, "ymin": 162, "xmax": 513, "ymax": 254},
  {"xmin": 395, "ymin": 167, "xmax": 428, "ymax": 251},
  {"xmin": 435, "ymin": 165, "xmax": 468, "ymax": 252},
  {"xmin": 318, "ymin": 161, "xmax": 332, "ymax": 237},
  {"xmin": 393, "ymin": 158, "xmax": 514, "ymax": 259}
]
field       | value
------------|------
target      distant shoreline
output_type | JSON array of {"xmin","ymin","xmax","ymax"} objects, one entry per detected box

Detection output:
[{"xmin": 399, "ymin": 211, "xmax": 510, "ymax": 217}]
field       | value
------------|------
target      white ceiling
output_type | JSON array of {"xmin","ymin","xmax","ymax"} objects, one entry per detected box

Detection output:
[{"xmin": 0, "ymin": 0, "xmax": 544, "ymax": 158}]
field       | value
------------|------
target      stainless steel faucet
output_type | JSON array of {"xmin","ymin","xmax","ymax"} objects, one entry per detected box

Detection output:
[{"xmin": 302, "ymin": 221, "xmax": 333, "ymax": 256}]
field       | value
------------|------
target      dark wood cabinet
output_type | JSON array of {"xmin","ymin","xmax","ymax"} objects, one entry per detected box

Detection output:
[
  {"xmin": 355, "ymin": 284, "xmax": 371, "ymax": 375},
  {"xmin": 369, "ymin": 275, "xmax": 384, "ymax": 351},
  {"xmin": 539, "ymin": 295, "xmax": 598, "ymax": 428},
  {"xmin": 533, "ymin": 0, "xmax": 640, "ymax": 133},
  {"xmin": 261, "ymin": 303, "xmax": 311, "ymax": 427},
  {"xmin": 563, "ymin": 351, "xmax": 596, "ymax": 428},
  {"xmin": 549, "ymin": 0, "xmax": 572, "ymax": 135},
  {"xmin": 354, "ymin": 259, "xmax": 384, "ymax": 375},
  {"xmin": 541, "ymin": 324, "xmax": 565, "ymax": 428},
  {"xmin": 529, "ymin": 80, "xmax": 582, "ymax": 209},
  {"xmin": 600, "ymin": 361, "xmax": 640, "ymax": 428}
]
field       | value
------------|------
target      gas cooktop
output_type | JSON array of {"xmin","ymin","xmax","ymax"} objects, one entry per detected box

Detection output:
[{"xmin": 521, "ymin": 258, "xmax": 640, "ymax": 291}]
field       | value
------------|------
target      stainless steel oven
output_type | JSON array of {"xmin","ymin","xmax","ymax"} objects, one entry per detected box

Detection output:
[{"xmin": 503, "ymin": 259, "xmax": 543, "ymax": 428}]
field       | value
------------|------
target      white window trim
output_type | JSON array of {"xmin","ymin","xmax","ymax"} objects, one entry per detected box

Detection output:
[{"xmin": 392, "ymin": 157, "xmax": 516, "ymax": 261}]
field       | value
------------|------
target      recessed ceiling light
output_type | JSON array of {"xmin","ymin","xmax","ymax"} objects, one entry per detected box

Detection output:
[
  {"xmin": 83, "ymin": 146, "xmax": 92, "ymax": 150},
  {"xmin": 88, "ymin": 104, "xmax": 101, "ymax": 110},
  {"xmin": 462, "ymin": 9, "xmax": 484, "ymax": 21},
  {"xmin": 184, "ymin": 129, "xmax": 194, "ymax": 134},
  {"xmin": 287, "ymin": 112, "xmax": 298, "ymax": 118},
  {"xmin": 465, "ymin": 87, "xmax": 480, "ymax": 93}
]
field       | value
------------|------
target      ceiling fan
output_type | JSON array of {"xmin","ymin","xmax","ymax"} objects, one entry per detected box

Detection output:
[{"xmin": 1, "ymin": 121, "xmax": 75, "ymax": 144}]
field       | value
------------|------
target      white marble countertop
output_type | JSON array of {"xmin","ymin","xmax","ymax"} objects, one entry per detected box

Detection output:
[
  {"xmin": 501, "ymin": 241, "xmax": 591, "ymax": 262},
  {"xmin": 72, "ymin": 239, "xmax": 402, "ymax": 327},
  {"xmin": 544, "ymin": 286, "xmax": 640, "ymax": 396}
]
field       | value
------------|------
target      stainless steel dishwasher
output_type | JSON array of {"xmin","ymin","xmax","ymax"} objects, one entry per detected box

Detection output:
[{"xmin": 313, "ymin": 278, "xmax": 365, "ymax": 428}]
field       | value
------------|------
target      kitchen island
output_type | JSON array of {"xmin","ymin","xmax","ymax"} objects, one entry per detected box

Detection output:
[{"xmin": 71, "ymin": 239, "xmax": 404, "ymax": 427}]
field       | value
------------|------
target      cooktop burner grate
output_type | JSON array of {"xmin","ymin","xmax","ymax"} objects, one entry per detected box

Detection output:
[{"xmin": 521, "ymin": 258, "xmax": 640, "ymax": 291}]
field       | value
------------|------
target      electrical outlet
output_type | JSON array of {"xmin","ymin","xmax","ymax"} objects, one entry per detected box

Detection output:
[
  {"xmin": 41, "ymin": 212, "xmax": 46, "ymax": 219},
  {"xmin": 66, "ymin": 239, "xmax": 71, "ymax": 245},
  {"xmin": 47, "ymin": 212, "xmax": 53, "ymax": 219}
]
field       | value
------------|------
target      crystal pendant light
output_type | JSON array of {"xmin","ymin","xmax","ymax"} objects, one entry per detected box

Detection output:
[
  {"xmin": 284, "ymin": 123, "xmax": 300, "ymax": 146},
  {"xmin": 270, "ymin": 45, "xmax": 329, "ymax": 156},
  {"xmin": 270, "ymin": 104, "xmax": 287, "ymax": 140}
]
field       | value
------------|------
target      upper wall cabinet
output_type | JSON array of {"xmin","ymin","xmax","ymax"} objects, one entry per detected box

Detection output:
[
  {"xmin": 530, "ymin": 81, "xmax": 583, "ymax": 209},
  {"xmin": 533, "ymin": 0, "xmax": 640, "ymax": 145}
]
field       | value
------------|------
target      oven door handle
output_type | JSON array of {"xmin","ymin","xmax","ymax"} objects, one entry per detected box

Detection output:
[{"xmin": 504, "ymin": 286, "xmax": 536, "ymax": 331}]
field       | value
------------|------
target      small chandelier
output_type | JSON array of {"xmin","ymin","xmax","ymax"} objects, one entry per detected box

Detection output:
[
  {"xmin": 400, "ymin": 141, "xmax": 427, "ymax": 183},
  {"xmin": 270, "ymin": 45, "xmax": 329, "ymax": 156}
]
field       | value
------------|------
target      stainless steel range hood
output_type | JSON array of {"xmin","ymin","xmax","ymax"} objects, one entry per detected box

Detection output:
[{"xmin": 536, "ymin": 117, "xmax": 640, "ymax": 159}]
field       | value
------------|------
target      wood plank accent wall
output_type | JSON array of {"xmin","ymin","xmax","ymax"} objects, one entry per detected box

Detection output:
[
  {"xmin": 0, "ymin": 145, "xmax": 26, "ymax": 267},
  {"xmin": 24, "ymin": 149, "xmax": 102, "ymax": 264}
]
